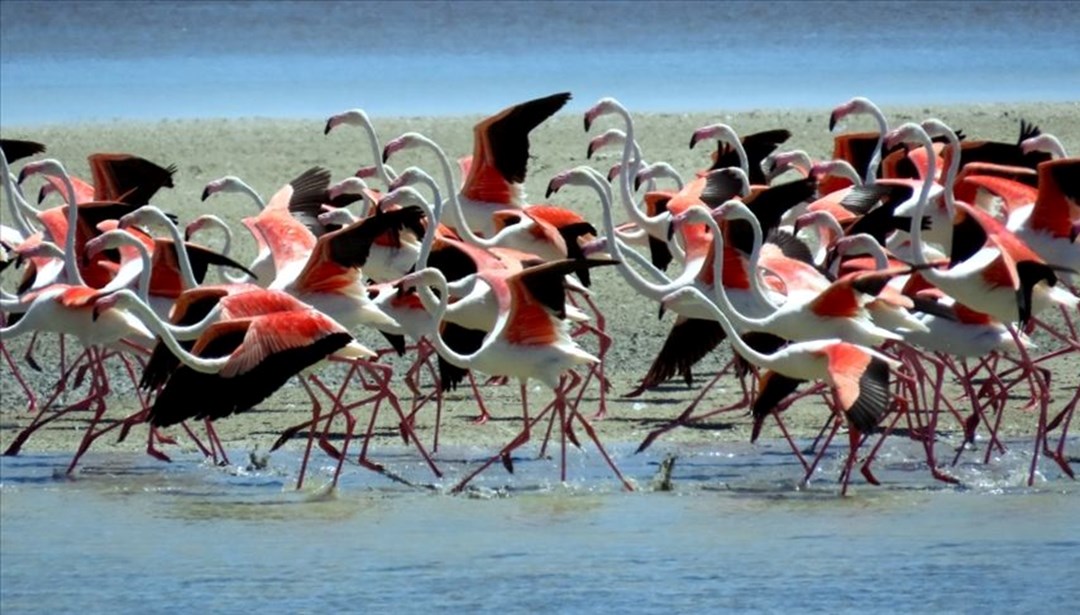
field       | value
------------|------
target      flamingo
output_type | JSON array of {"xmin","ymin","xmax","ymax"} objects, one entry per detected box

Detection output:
[
  {"xmin": 887, "ymin": 122, "xmax": 1077, "ymax": 484},
  {"xmin": 398, "ymin": 257, "xmax": 632, "ymax": 492},
  {"xmin": 93, "ymin": 288, "xmax": 382, "ymax": 488},
  {"xmin": 661, "ymin": 203, "xmax": 902, "ymax": 492},
  {"xmin": 383, "ymin": 92, "xmax": 571, "ymax": 237},
  {"xmin": 1, "ymin": 227, "xmax": 164, "ymax": 470},
  {"xmin": 325, "ymin": 107, "xmax": 398, "ymax": 187}
]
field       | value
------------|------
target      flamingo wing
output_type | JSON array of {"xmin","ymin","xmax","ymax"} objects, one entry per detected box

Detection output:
[
  {"xmin": 265, "ymin": 166, "xmax": 331, "ymax": 212},
  {"xmin": 462, "ymin": 92, "xmax": 571, "ymax": 203},
  {"xmin": 750, "ymin": 370, "xmax": 805, "ymax": 442},
  {"xmin": 710, "ymin": 129, "xmax": 793, "ymax": 185},
  {"xmin": 140, "ymin": 288, "xmax": 230, "ymax": 390},
  {"xmin": 0, "ymin": 138, "xmax": 45, "ymax": 163},
  {"xmin": 824, "ymin": 344, "xmax": 891, "ymax": 433},
  {"xmin": 87, "ymin": 153, "xmax": 176, "ymax": 204},
  {"xmin": 627, "ymin": 316, "xmax": 726, "ymax": 396},
  {"xmin": 324, "ymin": 205, "xmax": 426, "ymax": 270}
]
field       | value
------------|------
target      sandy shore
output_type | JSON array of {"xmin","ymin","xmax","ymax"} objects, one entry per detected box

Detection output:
[{"xmin": 2, "ymin": 101, "xmax": 1077, "ymax": 462}]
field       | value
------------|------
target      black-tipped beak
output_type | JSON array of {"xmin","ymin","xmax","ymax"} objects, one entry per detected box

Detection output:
[
  {"xmin": 583, "ymin": 115, "xmax": 592, "ymax": 132},
  {"xmin": 200, "ymin": 187, "xmax": 211, "ymax": 201},
  {"xmin": 545, "ymin": 181, "xmax": 556, "ymax": 199},
  {"xmin": 633, "ymin": 173, "xmax": 643, "ymax": 192},
  {"xmin": 688, "ymin": 134, "xmax": 701, "ymax": 150},
  {"xmin": 381, "ymin": 146, "xmax": 392, "ymax": 164},
  {"xmin": 828, "ymin": 111, "xmax": 839, "ymax": 132},
  {"xmin": 37, "ymin": 186, "xmax": 47, "ymax": 204},
  {"xmin": 91, "ymin": 306, "xmax": 103, "ymax": 322},
  {"xmin": 323, "ymin": 119, "xmax": 333, "ymax": 135},
  {"xmin": 586, "ymin": 143, "xmax": 597, "ymax": 159},
  {"xmin": 16, "ymin": 168, "xmax": 29, "ymax": 185},
  {"xmin": 607, "ymin": 166, "xmax": 620, "ymax": 183}
]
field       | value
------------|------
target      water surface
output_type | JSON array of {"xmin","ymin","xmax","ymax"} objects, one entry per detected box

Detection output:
[
  {"xmin": 2, "ymin": 1, "xmax": 1078, "ymax": 125},
  {"xmin": 3, "ymin": 439, "xmax": 1078, "ymax": 612}
]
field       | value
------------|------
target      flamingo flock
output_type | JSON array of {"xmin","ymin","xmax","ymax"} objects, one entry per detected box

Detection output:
[{"xmin": 1, "ymin": 93, "xmax": 1076, "ymax": 495}]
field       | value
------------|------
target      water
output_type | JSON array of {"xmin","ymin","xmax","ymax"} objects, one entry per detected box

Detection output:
[
  {"xmin": 2, "ymin": 1, "xmax": 1079, "ymax": 125},
  {"xmin": 3, "ymin": 439, "xmax": 1079, "ymax": 612}
]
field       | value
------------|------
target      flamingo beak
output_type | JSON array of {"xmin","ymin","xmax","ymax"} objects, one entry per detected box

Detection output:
[
  {"xmin": 200, "ymin": 186, "xmax": 212, "ymax": 201},
  {"xmin": 828, "ymin": 110, "xmax": 841, "ymax": 132},
  {"xmin": 323, "ymin": 116, "xmax": 337, "ymax": 135}
]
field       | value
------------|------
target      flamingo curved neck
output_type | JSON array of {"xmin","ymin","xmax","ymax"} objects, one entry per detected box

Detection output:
[
  {"xmin": 907, "ymin": 131, "xmax": 942, "ymax": 268},
  {"xmin": 417, "ymin": 269, "xmax": 486, "ymax": 369},
  {"xmin": 139, "ymin": 209, "xmax": 199, "ymax": 290},
  {"xmin": 100, "ymin": 235, "xmax": 154, "ymax": 303},
  {"xmin": 1, "ymin": 157, "xmax": 38, "ymax": 237},
  {"xmin": 609, "ymin": 103, "xmax": 669, "ymax": 236},
  {"xmin": 864, "ymin": 103, "xmax": 889, "ymax": 185},
  {"xmin": 359, "ymin": 114, "xmax": 398, "ymax": 186},
  {"xmin": 833, "ymin": 235, "xmax": 890, "ymax": 276},
  {"xmin": 586, "ymin": 169, "xmax": 696, "ymax": 297},
  {"xmin": 718, "ymin": 206, "xmax": 778, "ymax": 309},
  {"xmin": 54, "ymin": 166, "xmax": 86, "ymax": 287},
  {"xmin": 232, "ymin": 180, "xmax": 266, "ymax": 211},
  {"xmin": 112, "ymin": 290, "xmax": 229, "ymax": 374}
]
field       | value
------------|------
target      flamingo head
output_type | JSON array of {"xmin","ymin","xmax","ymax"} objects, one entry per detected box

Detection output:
[
  {"xmin": 118, "ymin": 205, "xmax": 170, "ymax": 232},
  {"xmin": 1020, "ymin": 133, "xmax": 1066, "ymax": 158},
  {"xmin": 388, "ymin": 167, "xmax": 429, "ymax": 193},
  {"xmin": 919, "ymin": 118, "xmax": 956, "ymax": 142},
  {"xmin": 809, "ymin": 160, "xmax": 862, "ymax": 187},
  {"xmin": 317, "ymin": 208, "xmax": 358, "ymax": 228},
  {"xmin": 382, "ymin": 132, "xmax": 425, "ymax": 163},
  {"xmin": 37, "ymin": 182, "xmax": 59, "ymax": 204},
  {"xmin": 586, "ymin": 128, "xmax": 626, "ymax": 159},
  {"xmin": 689, "ymin": 123, "xmax": 739, "ymax": 151},
  {"xmin": 632, "ymin": 161, "xmax": 668, "ymax": 191},
  {"xmin": 829, "ymin": 96, "xmax": 878, "ymax": 131},
  {"xmin": 793, "ymin": 210, "xmax": 829, "ymax": 237},
  {"xmin": 16, "ymin": 158, "xmax": 65, "ymax": 185},
  {"xmin": 659, "ymin": 285, "xmax": 707, "ymax": 317},
  {"xmin": 201, "ymin": 175, "xmax": 242, "ymax": 201},
  {"xmin": 183, "ymin": 214, "xmax": 227, "ymax": 242},
  {"xmin": 883, "ymin": 123, "xmax": 931, "ymax": 152},
  {"xmin": 13, "ymin": 240, "xmax": 64, "ymax": 263},
  {"xmin": 377, "ymin": 186, "xmax": 424, "ymax": 212},
  {"xmin": 84, "ymin": 229, "xmax": 132, "ymax": 260},
  {"xmin": 583, "ymin": 97, "xmax": 623, "ymax": 132},
  {"xmin": 328, "ymin": 177, "xmax": 370, "ymax": 202},
  {"xmin": 324, "ymin": 109, "xmax": 367, "ymax": 135},
  {"xmin": 763, "ymin": 150, "xmax": 813, "ymax": 182},
  {"xmin": 545, "ymin": 166, "xmax": 598, "ymax": 198},
  {"xmin": 354, "ymin": 165, "xmax": 380, "ymax": 180},
  {"xmin": 91, "ymin": 289, "xmax": 130, "ymax": 322}
]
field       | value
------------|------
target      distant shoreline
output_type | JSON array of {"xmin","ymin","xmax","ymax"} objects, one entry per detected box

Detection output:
[{"xmin": 5, "ymin": 99, "xmax": 1080, "ymax": 131}]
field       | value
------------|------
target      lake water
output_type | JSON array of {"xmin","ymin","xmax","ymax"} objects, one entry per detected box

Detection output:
[
  {"xmin": 3, "ymin": 437, "xmax": 1079, "ymax": 612},
  {"xmin": 2, "ymin": 1, "xmax": 1079, "ymax": 125}
]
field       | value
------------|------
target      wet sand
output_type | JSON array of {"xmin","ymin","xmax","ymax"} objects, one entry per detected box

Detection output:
[{"xmin": 2, "ymin": 101, "xmax": 1077, "ymax": 460}]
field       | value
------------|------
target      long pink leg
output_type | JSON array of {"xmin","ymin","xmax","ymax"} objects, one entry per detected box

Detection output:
[
  {"xmin": 1, "ymin": 340, "xmax": 38, "ymax": 412},
  {"xmin": 636, "ymin": 357, "xmax": 743, "ymax": 454},
  {"xmin": 3, "ymin": 348, "xmax": 95, "ymax": 456}
]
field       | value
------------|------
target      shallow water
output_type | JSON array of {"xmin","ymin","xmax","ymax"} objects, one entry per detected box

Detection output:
[
  {"xmin": 3, "ymin": 438, "xmax": 1078, "ymax": 612},
  {"xmin": 2, "ymin": 1, "xmax": 1078, "ymax": 125}
]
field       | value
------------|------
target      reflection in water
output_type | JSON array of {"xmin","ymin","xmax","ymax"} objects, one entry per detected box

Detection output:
[{"xmin": 2, "ymin": 440, "xmax": 1078, "ymax": 612}]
